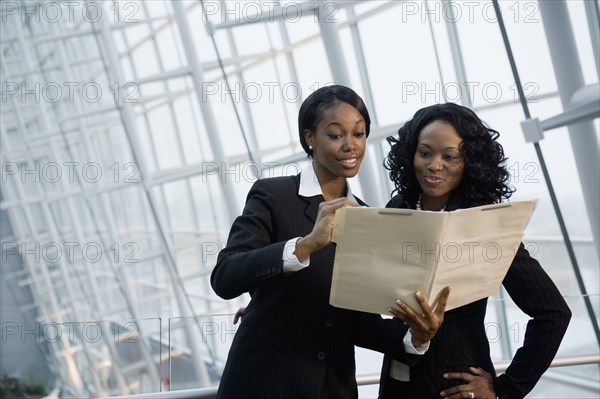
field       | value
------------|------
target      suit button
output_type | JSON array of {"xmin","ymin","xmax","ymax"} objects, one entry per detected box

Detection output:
[
  {"xmin": 325, "ymin": 319, "xmax": 333, "ymax": 327},
  {"xmin": 317, "ymin": 352, "xmax": 326, "ymax": 360}
]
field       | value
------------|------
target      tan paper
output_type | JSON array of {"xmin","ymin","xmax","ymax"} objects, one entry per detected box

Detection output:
[{"xmin": 330, "ymin": 200, "xmax": 538, "ymax": 315}]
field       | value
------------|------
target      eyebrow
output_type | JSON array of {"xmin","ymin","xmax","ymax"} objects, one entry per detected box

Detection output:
[
  {"xmin": 325, "ymin": 119, "xmax": 365, "ymax": 128},
  {"xmin": 417, "ymin": 143, "xmax": 461, "ymax": 150}
]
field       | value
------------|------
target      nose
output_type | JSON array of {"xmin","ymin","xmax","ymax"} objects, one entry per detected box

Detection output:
[
  {"xmin": 427, "ymin": 157, "xmax": 443, "ymax": 171},
  {"xmin": 342, "ymin": 135, "xmax": 358, "ymax": 151}
]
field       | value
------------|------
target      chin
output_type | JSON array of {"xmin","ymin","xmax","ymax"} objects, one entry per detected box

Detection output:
[
  {"xmin": 337, "ymin": 170, "xmax": 355, "ymax": 179},
  {"xmin": 422, "ymin": 189, "xmax": 449, "ymax": 199},
  {"xmin": 346, "ymin": 166, "xmax": 362, "ymax": 177}
]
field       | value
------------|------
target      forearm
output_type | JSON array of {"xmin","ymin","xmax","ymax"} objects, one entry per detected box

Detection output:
[
  {"xmin": 496, "ymin": 245, "xmax": 572, "ymax": 397},
  {"xmin": 355, "ymin": 315, "xmax": 421, "ymax": 365},
  {"xmin": 493, "ymin": 307, "xmax": 571, "ymax": 398},
  {"xmin": 211, "ymin": 241, "xmax": 287, "ymax": 299}
]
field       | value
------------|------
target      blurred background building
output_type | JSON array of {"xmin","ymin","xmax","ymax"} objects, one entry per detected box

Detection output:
[{"xmin": 1, "ymin": 0, "xmax": 598, "ymax": 397}]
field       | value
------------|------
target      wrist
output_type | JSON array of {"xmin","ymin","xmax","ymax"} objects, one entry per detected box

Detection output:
[
  {"xmin": 409, "ymin": 328, "xmax": 425, "ymax": 347},
  {"xmin": 296, "ymin": 235, "xmax": 317, "ymax": 259}
]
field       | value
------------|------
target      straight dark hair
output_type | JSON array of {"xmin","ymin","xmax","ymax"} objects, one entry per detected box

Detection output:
[{"xmin": 298, "ymin": 85, "xmax": 371, "ymax": 157}]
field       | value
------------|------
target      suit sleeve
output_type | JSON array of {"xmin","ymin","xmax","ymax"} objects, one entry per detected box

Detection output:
[
  {"xmin": 493, "ymin": 243, "xmax": 571, "ymax": 398},
  {"xmin": 211, "ymin": 179, "xmax": 287, "ymax": 299},
  {"xmin": 354, "ymin": 313, "xmax": 419, "ymax": 365}
]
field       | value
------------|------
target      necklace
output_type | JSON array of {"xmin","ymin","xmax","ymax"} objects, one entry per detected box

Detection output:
[{"xmin": 416, "ymin": 195, "xmax": 446, "ymax": 211}]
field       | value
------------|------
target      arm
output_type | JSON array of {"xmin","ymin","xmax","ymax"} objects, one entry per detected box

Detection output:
[
  {"xmin": 355, "ymin": 314, "xmax": 417, "ymax": 365},
  {"xmin": 440, "ymin": 244, "xmax": 571, "ymax": 399},
  {"xmin": 211, "ymin": 179, "xmax": 359, "ymax": 299},
  {"xmin": 494, "ymin": 243, "xmax": 571, "ymax": 398},
  {"xmin": 211, "ymin": 179, "xmax": 287, "ymax": 299}
]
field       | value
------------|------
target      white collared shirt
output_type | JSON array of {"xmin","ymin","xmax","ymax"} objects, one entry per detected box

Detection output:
[
  {"xmin": 297, "ymin": 162, "xmax": 357, "ymax": 202},
  {"xmin": 282, "ymin": 162, "xmax": 356, "ymax": 272}
]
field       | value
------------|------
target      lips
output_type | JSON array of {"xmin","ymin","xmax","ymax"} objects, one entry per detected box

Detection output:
[
  {"xmin": 338, "ymin": 157, "xmax": 359, "ymax": 168},
  {"xmin": 423, "ymin": 175, "xmax": 444, "ymax": 185}
]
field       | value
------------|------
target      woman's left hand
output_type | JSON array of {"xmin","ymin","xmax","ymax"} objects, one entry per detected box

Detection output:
[
  {"xmin": 233, "ymin": 307, "xmax": 246, "ymax": 325},
  {"xmin": 440, "ymin": 367, "xmax": 495, "ymax": 399},
  {"xmin": 390, "ymin": 286, "xmax": 451, "ymax": 347}
]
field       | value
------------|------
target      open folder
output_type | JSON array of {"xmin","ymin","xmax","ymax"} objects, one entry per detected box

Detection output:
[{"xmin": 330, "ymin": 200, "xmax": 538, "ymax": 315}]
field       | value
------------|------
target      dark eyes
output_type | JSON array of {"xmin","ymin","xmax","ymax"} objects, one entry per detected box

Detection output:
[
  {"xmin": 327, "ymin": 132, "xmax": 366, "ymax": 139},
  {"xmin": 417, "ymin": 150, "xmax": 462, "ymax": 162}
]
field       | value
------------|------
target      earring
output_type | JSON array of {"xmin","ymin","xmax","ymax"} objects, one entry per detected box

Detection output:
[{"xmin": 309, "ymin": 145, "xmax": 313, "ymax": 150}]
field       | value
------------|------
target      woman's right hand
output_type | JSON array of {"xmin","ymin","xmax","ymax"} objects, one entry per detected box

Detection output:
[{"xmin": 295, "ymin": 197, "xmax": 359, "ymax": 260}]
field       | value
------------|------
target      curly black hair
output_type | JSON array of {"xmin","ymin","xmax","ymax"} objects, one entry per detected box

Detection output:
[{"xmin": 384, "ymin": 103, "xmax": 514, "ymax": 209}]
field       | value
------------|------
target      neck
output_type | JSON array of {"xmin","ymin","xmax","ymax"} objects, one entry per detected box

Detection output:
[
  {"xmin": 319, "ymin": 178, "xmax": 347, "ymax": 201},
  {"xmin": 420, "ymin": 195, "xmax": 448, "ymax": 211},
  {"xmin": 313, "ymin": 161, "xmax": 347, "ymax": 201}
]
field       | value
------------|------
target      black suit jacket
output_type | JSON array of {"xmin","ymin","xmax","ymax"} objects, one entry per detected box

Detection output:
[
  {"xmin": 379, "ymin": 195, "xmax": 571, "ymax": 399},
  {"xmin": 211, "ymin": 175, "xmax": 417, "ymax": 399}
]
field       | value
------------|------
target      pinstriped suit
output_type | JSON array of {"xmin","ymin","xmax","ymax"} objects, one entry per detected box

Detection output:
[
  {"xmin": 379, "ymin": 195, "xmax": 571, "ymax": 399},
  {"xmin": 211, "ymin": 175, "xmax": 418, "ymax": 399}
]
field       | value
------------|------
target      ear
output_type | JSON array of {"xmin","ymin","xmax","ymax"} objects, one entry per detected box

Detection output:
[{"xmin": 303, "ymin": 129, "xmax": 314, "ymax": 147}]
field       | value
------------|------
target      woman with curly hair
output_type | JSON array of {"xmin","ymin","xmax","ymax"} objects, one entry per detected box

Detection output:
[{"xmin": 379, "ymin": 103, "xmax": 571, "ymax": 399}]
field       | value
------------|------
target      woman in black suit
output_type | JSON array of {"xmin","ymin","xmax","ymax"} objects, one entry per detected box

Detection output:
[
  {"xmin": 211, "ymin": 85, "xmax": 450, "ymax": 399},
  {"xmin": 379, "ymin": 103, "xmax": 571, "ymax": 399}
]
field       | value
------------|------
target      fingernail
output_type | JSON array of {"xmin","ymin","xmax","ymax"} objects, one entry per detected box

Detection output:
[
  {"xmin": 416, "ymin": 291, "xmax": 422, "ymax": 298},
  {"xmin": 395, "ymin": 300, "xmax": 402, "ymax": 305},
  {"xmin": 443, "ymin": 373, "xmax": 448, "ymax": 378},
  {"xmin": 440, "ymin": 391, "xmax": 445, "ymax": 396}
]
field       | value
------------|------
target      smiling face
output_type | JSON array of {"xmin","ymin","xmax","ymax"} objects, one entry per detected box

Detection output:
[
  {"xmin": 413, "ymin": 120, "xmax": 465, "ymax": 210},
  {"xmin": 304, "ymin": 101, "xmax": 367, "ymax": 183}
]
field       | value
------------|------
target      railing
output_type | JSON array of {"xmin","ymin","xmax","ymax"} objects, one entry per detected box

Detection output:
[
  {"xmin": 105, "ymin": 354, "xmax": 600, "ymax": 399},
  {"xmin": 106, "ymin": 387, "xmax": 218, "ymax": 399},
  {"xmin": 355, "ymin": 354, "xmax": 600, "ymax": 385}
]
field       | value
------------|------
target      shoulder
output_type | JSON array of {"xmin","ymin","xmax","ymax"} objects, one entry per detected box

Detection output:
[
  {"xmin": 385, "ymin": 194, "xmax": 408, "ymax": 209},
  {"xmin": 247, "ymin": 175, "xmax": 299, "ymax": 199},
  {"xmin": 252, "ymin": 175, "xmax": 298, "ymax": 189}
]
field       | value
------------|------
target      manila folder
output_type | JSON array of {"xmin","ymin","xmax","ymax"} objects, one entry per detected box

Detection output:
[{"xmin": 329, "ymin": 200, "xmax": 538, "ymax": 315}]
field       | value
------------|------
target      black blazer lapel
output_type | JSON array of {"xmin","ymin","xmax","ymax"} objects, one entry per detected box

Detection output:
[
  {"xmin": 300, "ymin": 195, "xmax": 323, "ymax": 224},
  {"xmin": 290, "ymin": 173, "xmax": 323, "ymax": 223},
  {"xmin": 295, "ymin": 174, "xmax": 367, "ymax": 223}
]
